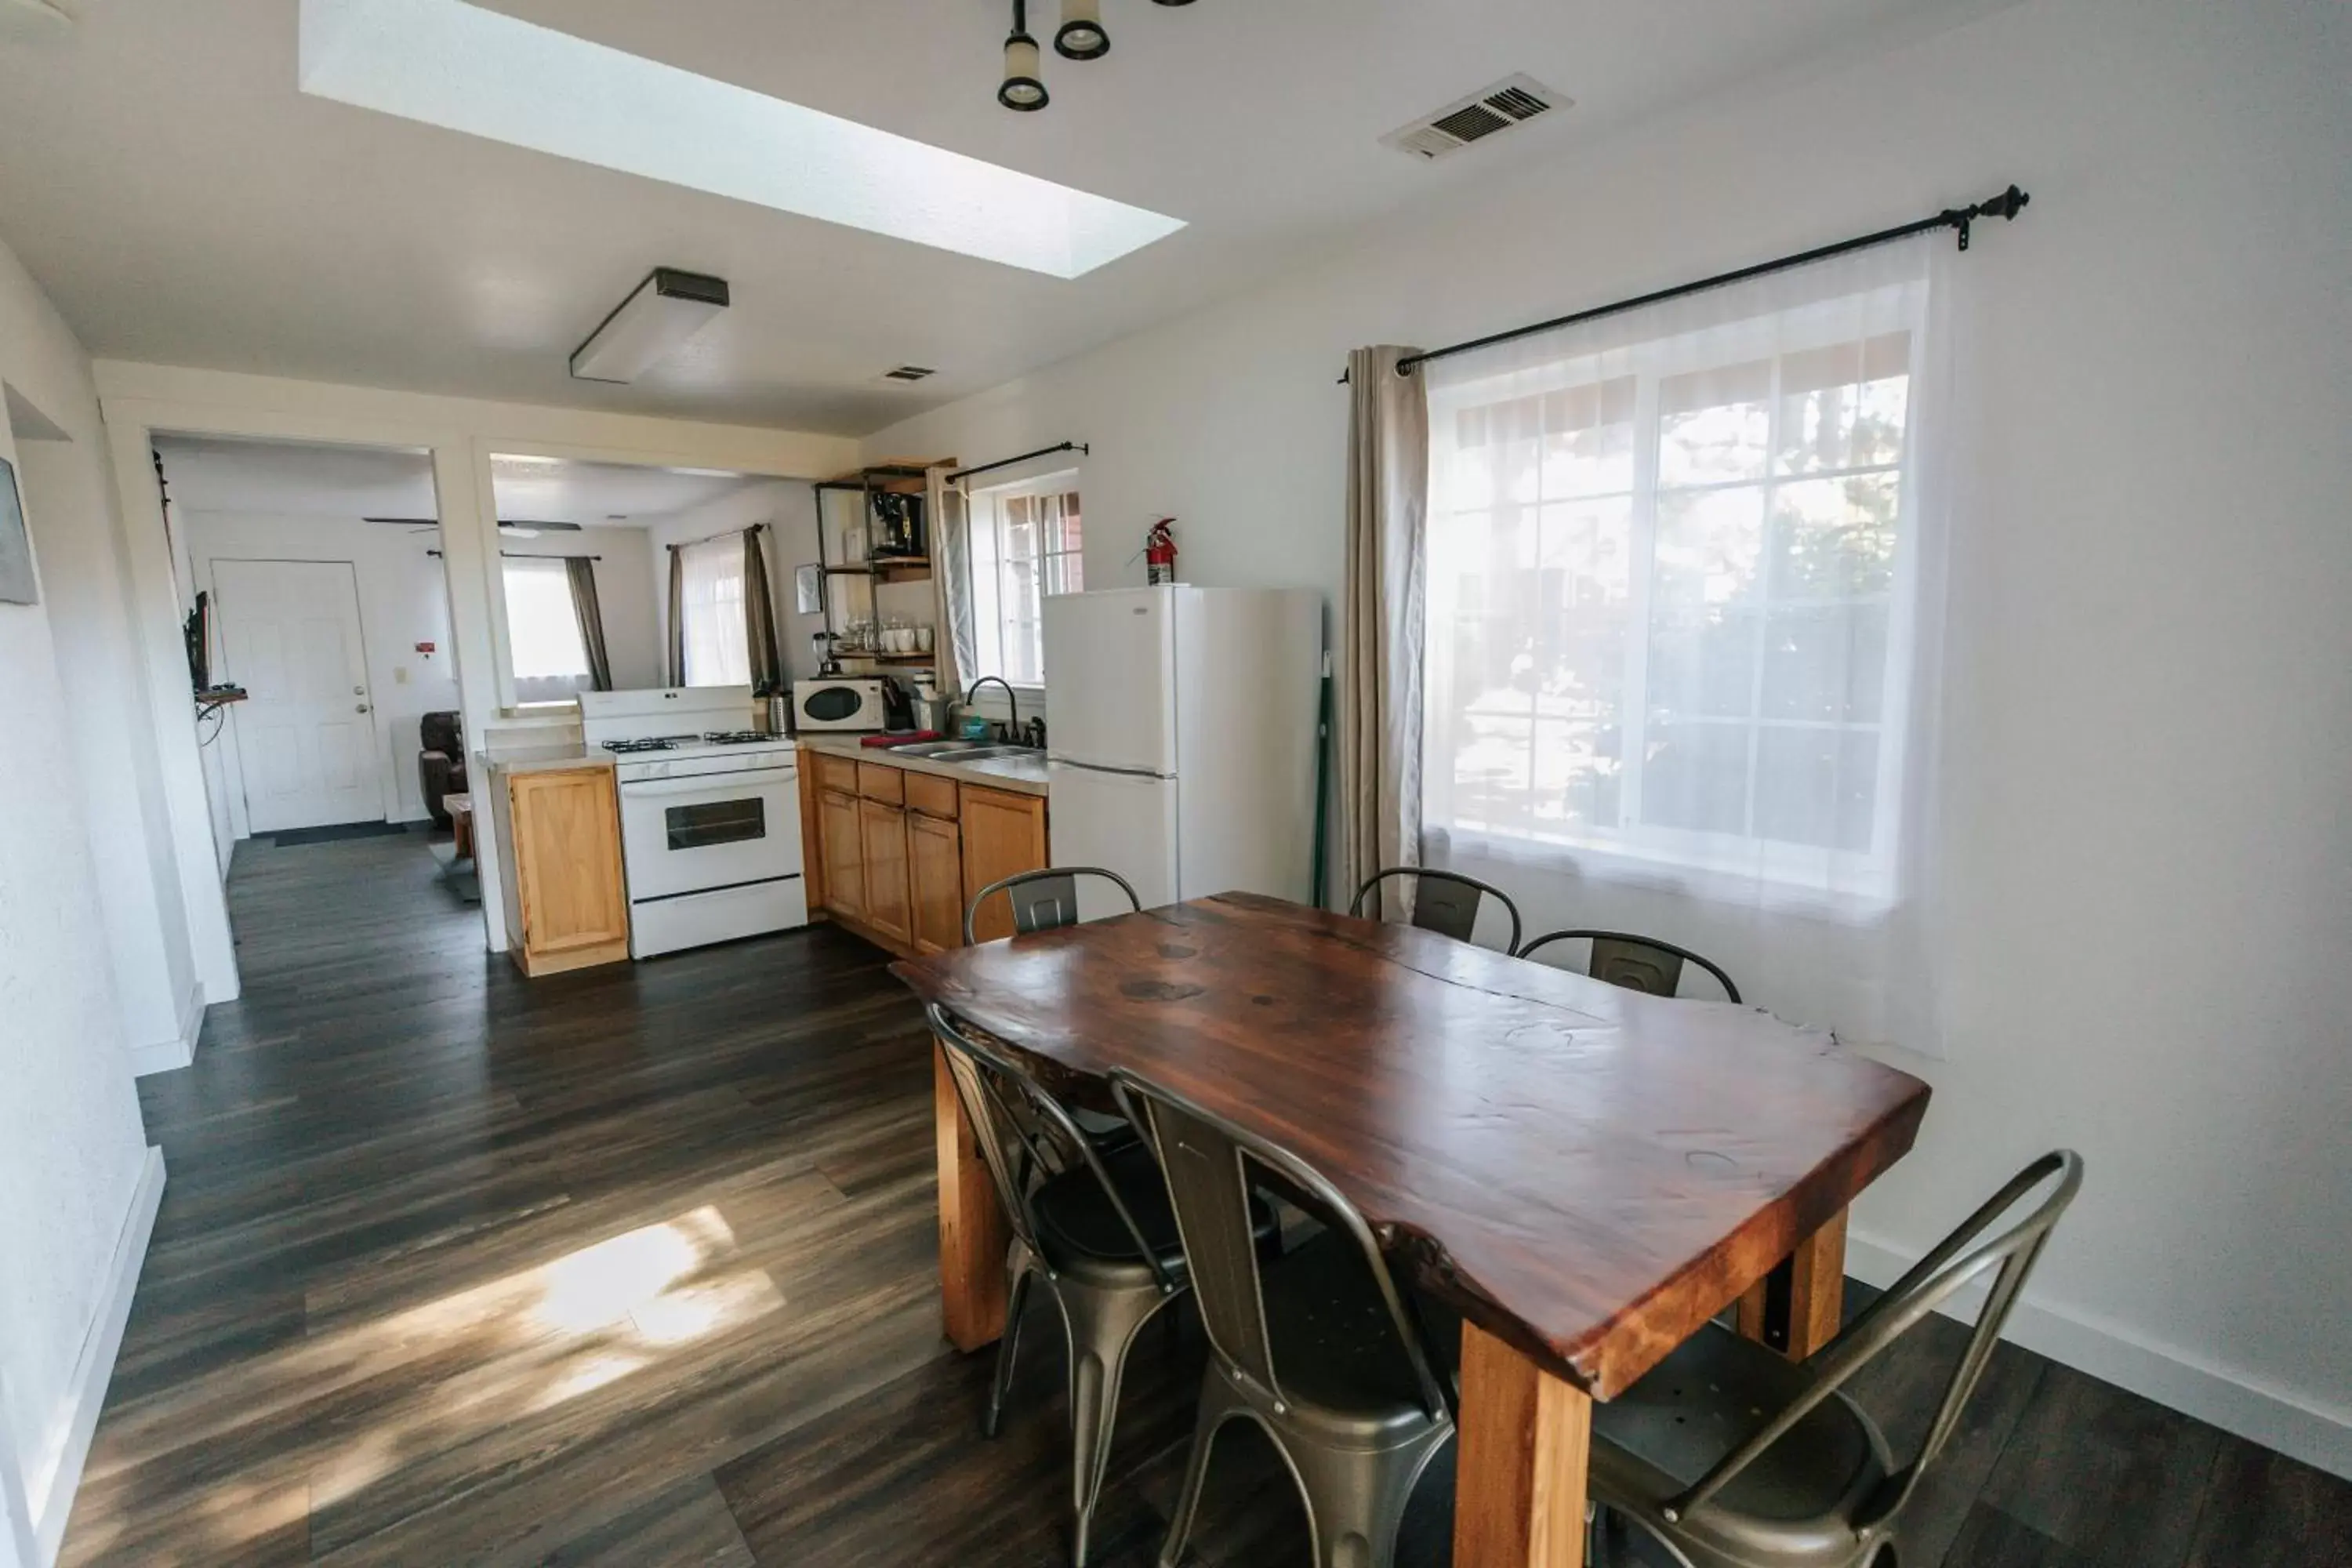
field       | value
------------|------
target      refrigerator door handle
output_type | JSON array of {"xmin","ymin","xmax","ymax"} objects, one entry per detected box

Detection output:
[{"xmin": 1045, "ymin": 757, "xmax": 1174, "ymax": 781}]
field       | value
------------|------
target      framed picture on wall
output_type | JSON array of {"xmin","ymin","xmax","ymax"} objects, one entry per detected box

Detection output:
[{"xmin": 0, "ymin": 455, "xmax": 37, "ymax": 605}]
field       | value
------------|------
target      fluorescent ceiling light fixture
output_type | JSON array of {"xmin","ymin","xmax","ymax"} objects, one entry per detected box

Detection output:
[
  {"xmin": 571, "ymin": 268, "xmax": 729, "ymax": 383},
  {"xmin": 298, "ymin": 0, "xmax": 1186, "ymax": 278}
]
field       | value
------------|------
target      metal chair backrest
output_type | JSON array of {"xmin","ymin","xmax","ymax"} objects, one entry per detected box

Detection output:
[
  {"xmin": 1110, "ymin": 1069, "xmax": 1454, "ymax": 1424},
  {"xmin": 1349, "ymin": 866, "xmax": 1523, "ymax": 954},
  {"xmin": 925, "ymin": 1004, "xmax": 1176, "ymax": 1294},
  {"xmin": 964, "ymin": 866, "xmax": 1144, "ymax": 945},
  {"xmin": 1515, "ymin": 928, "xmax": 1743, "ymax": 1004},
  {"xmin": 1665, "ymin": 1150, "xmax": 2084, "ymax": 1530}
]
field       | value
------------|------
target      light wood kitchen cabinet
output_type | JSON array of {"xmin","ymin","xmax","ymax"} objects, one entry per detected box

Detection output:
[
  {"xmin": 817, "ymin": 786, "xmax": 865, "ymax": 919},
  {"xmin": 858, "ymin": 796, "xmax": 913, "ymax": 946},
  {"xmin": 907, "ymin": 811, "xmax": 964, "ymax": 955},
  {"xmin": 492, "ymin": 763, "xmax": 629, "ymax": 977},
  {"xmin": 960, "ymin": 785, "xmax": 1051, "ymax": 945},
  {"xmin": 802, "ymin": 744, "xmax": 1051, "ymax": 959}
]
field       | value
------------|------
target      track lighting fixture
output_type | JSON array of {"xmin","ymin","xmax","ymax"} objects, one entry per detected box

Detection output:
[
  {"xmin": 1000, "ymin": 0, "xmax": 1047, "ymax": 111},
  {"xmin": 1000, "ymin": 0, "xmax": 1192, "ymax": 111},
  {"xmin": 1055, "ymin": 0, "xmax": 1109, "ymax": 59}
]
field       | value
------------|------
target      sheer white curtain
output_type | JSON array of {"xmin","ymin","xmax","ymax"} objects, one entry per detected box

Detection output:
[
  {"xmin": 1423, "ymin": 237, "xmax": 1963, "ymax": 1054},
  {"xmin": 502, "ymin": 557, "xmax": 592, "ymax": 705},
  {"xmin": 678, "ymin": 535, "xmax": 751, "ymax": 687}
]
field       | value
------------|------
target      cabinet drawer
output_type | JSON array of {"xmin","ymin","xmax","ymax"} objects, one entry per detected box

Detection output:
[
  {"xmin": 858, "ymin": 762, "xmax": 905, "ymax": 804},
  {"xmin": 905, "ymin": 771, "xmax": 960, "ymax": 821},
  {"xmin": 810, "ymin": 752, "xmax": 859, "ymax": 798}
]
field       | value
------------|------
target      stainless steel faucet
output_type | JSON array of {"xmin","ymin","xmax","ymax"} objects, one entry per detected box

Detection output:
[{"xmin": 960, "ymin": 676, "xmax": 1021, "ymax": 745}]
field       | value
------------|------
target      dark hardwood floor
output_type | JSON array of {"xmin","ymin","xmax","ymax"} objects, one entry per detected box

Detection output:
[{"xmin": 59, "ymin": 828, "xmax": 2352, "ymax": 1565}]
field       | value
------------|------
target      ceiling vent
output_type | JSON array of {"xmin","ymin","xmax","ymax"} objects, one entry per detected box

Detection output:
[
  {"xmin": 884, "ymin": 365, "xmax": 937, "ymax": 383},
  {"xmin": 1382, "ymin": 74, "xmax": 1566, "ymax": 162}
]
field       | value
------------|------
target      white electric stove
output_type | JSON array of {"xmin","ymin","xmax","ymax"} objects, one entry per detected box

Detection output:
[{"xmin": 579, "ymin": 688, "xmax": 808, "ymax": 958}]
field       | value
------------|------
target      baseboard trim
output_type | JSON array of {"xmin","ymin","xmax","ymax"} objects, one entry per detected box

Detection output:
[
  {"xmin": 28, "ymin": 1145, "xmax": 165, "ymax": 1566},
  {"xmin": 125, "ymin": 984, "xmax": 205, "ymax": 1077},
  {"xmin": 1846, "ymin": 1229, "xmax": 2352, "ymax": 1482}
]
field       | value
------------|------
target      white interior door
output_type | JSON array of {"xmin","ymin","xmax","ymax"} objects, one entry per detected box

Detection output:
[{"xmin": 214, "ymin": 559, "xmax": 383, "ymax": 833}]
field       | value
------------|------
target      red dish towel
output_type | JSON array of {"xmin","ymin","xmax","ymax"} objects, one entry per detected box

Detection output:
[{"xmin": 860, "ymin": 731, "xmax": 942, "ymax": 748}]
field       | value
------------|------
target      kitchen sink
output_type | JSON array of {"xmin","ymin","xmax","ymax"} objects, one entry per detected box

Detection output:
[{"xmin": 887, "ymin": 741, "xmax": 1037, "ymax": 761}]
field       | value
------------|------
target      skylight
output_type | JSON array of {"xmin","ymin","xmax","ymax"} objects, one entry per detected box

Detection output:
[{"xmin": 298, "ymin": 0, "xmax": 1186, "ymax": 278}]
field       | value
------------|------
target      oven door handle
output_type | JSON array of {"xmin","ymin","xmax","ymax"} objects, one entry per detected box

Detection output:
[{"xmin": 620, "ymin": 768, "xmax": 797, "ymax": 800}]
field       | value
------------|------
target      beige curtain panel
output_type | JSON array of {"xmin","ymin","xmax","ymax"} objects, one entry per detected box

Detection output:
[
  {"xmin": 1338, "ymin": 345, "xmax": 1429, "ymax": 918},
  {"xmin": 926, "ymin": 463, "xmax": 975, "ymax": 702},
  {"xmin": 563, "ymin": 554, "xmax": 612, "ymax": 691},
  {"xmin": 743, "ymin": 524, "xmax": 783, "ymax": 692}
]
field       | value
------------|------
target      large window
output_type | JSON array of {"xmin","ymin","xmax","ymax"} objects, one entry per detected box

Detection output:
[
  {"xmin": 677, "ymin": 535, "xmax": 751, "ymax": 687},
  {"xmin": 1424, "ymin": 270, "xmax": 1927, "ymax": 902},
  {"xmin": 502, "ymin": 557, "xmax": 590, "ymax": 703},
  {"xmin": 968, "ymin": 476, "xmax": 1082, "ymax": 688}
]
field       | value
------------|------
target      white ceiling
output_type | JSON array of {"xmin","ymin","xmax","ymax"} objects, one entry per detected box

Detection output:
[
  {"xmin": 2, "ymin": 0, "xmax": 2007, "ymax": 436},
  {"xmin": 154, "ymin": 434, "xmax": 769, "ymax": 526}
]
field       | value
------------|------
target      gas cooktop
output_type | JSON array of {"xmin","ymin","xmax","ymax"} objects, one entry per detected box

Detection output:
[{"xmin": 601, "ymin": 731, "xmax": 788, "ymax": 755}]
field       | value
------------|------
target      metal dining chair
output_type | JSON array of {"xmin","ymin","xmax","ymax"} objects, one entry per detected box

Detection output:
[
  {"xmin": 964, "ymin": 866, "xmax": 1145, "ymax": 1152},
  {"xmin": 1515, "ymin": 928, "xmax": 1743, "ymax": 1003},
  {"xmin": 927, "ymin": 1005, "xmax": 1277, "ymax": 1567},
  {"xmin": 1349, "ymin": 866, "xmax": 1523, "ymax": 954},
  {"xmin": 964, "ymin": 865, "xmax": 1145, "ymax": 944},
  {"xmin": 1112, "ymin": 1069, "xmax": 1457, "ymax": 1568},
  {"xmin": 1584, "ymin": 1150, "xmax": 2085, "ymax": 1568}
]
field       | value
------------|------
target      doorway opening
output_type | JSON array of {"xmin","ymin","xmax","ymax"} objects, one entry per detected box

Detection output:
[{"xmin": 151, "ymin": 434, "xmax": 476, "ymax": 909}]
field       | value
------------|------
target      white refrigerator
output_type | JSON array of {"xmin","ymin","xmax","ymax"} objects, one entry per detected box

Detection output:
[{"xmin": 1043, "ymin": 586, "xmax": 1324, "ymax": 921}]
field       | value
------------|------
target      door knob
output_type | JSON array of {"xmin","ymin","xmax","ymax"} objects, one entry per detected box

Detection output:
[
  {"xmin": 354, "ymin": 685, "xmax": 365, "ymax": 695},
  {"xmin": 356, "ymin": 703, "xmax": 371, "ymax": 713}
]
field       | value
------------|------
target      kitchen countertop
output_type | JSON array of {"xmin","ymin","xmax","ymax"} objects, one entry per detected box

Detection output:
[
  {"xmin": 478, "ymin": 747, "xmax": 612, "ymax": 777},
  {"xmin": 797, "ymin": 732, "xmax": 1050, "ymax": 798}
]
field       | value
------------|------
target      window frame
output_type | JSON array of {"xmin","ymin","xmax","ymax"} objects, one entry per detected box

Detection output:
[
  {"xmin": 498, "ymin": 554, "xmax": 592, "ymax": 707},
  {"xmin": 1424, "ymin": 281, "xmax": 1929, "ymax": 906},
  {"xmin": 965, "ymin": 469, "xmax": 1082, "ymax": 694},
  {"xmin": 676, "ymin": 533, "xmax": 752, "ymax": 688}
]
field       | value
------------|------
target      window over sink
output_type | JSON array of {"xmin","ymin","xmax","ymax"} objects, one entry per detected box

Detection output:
[{"xmin": 967, "ymin": 473, "xmax": 1081, "ymax": 690}]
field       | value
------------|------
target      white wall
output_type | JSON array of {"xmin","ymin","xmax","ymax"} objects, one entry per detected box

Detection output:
[
  {"xmin": 864, "ymin": 0, "xmax": 2352, "ymax": 1473},
  {"xmin": 644, "ymin": 478, "xmax": 826, "ymax": 688},
  {"xmin": 0, "ymin": 236, "xmax": 162, "ymax": 1568},
  {"xmin": 180, "ymin": 513, "xmax": 663, "ymax": 828}
]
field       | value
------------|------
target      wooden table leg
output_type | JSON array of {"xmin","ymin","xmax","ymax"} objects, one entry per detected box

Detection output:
[
  {"xmin": 1736, "ymin": 1207, "xmax": 1849, "ymax": 1360},
  {"xmin": 935, "ymin": 1044, "xmax": 1009, "ymax": 1352},
  {"xmin": 1454, "ymin": 1322, "xmax": 1592, "ymax": 1568}
]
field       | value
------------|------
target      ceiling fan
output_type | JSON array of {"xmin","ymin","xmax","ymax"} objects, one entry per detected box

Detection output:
[{"xmin": 364, "ymin": 516, "xmax": 586, "ymax": 539}]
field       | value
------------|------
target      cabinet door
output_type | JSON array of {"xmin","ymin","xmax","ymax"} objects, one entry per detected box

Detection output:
[
  {"xmin": 510, "ymin": 768, "xmax": 628, "ymax": 955},
  {"xmin": 859, "ymin": 797, "xmax": 913, "ymax": 945},
  {"xmin": 818, "ymin": 788, "xmax": 866, "ymax": 918},
  {"xmin": 960, "ymin": 786, "xmax": 1050, "ymax": 944},
  {"xmin": 908, "ymin": 811, "xmax": 964, "ymax": 956}
]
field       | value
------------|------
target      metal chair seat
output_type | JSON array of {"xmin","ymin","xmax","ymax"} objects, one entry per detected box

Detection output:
[
  {"xmin": 1591, "ymin": 1324, "xmax": 1889, "ymax": 1537},
  {"xmin": 1070, "ymin": 1104, "xmax": 1139, "ymax": 1151},
  {"xmin": 1256, "ymin": 1231, "xmax": 1442, "ymax": 1436},
  {"xmin": 1032, "ymin": 1142, "xmax": 1276, "ymax": 1283}
]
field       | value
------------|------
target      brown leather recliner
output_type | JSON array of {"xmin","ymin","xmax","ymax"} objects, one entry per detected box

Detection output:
[{"xmin": 419, "ymin": 710, "xmax": 469, "ymax": 828}]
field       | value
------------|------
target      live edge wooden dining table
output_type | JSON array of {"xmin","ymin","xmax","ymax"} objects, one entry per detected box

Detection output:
[{"xmin": 891, "ymin": 892, "xmax": 1932, "ymax": 1568}]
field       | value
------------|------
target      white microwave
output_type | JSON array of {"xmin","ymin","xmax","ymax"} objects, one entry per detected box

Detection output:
[{"xmin": 792, "ymin": 677, "xmax": 888, "ymax": 731}]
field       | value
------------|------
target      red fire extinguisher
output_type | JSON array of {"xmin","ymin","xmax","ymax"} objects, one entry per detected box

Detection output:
[{"xmin": 1144, "ymin": 517, "xmax": 1178, "ymax": 586}]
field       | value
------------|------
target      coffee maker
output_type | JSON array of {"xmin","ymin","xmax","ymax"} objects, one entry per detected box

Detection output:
[{"xmin": 870, "ymin": 491, "xmax": 925, "ymax": 559}]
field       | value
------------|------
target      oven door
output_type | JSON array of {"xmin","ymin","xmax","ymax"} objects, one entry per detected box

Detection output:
[{"xmin": 618, "ymin": 765, "xmax": 803, "ymax": 902}]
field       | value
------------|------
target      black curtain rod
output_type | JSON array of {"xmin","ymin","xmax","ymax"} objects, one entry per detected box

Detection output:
[
  {"xmin": 947, "ymin": 441, "xmax": 1088, "ymax": 485},
  {"xmin": 1339, "ymin": 183, "xmax": 2029, "ymax": 384},
  {"xmin": 426, "ymin": 549, "xmax": 603, "ymax": 561},
  {"xmin": 666, "ymin": 521, "xmax": 767, "ymax": 550}
]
